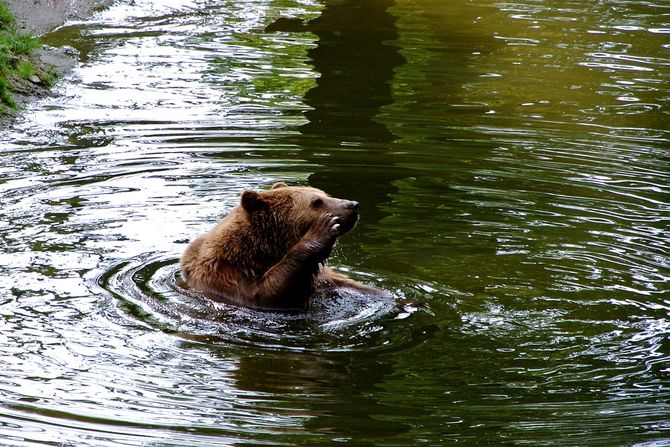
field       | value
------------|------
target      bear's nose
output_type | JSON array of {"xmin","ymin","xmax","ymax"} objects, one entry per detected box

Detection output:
[{"xmin": 347, "ymin": 201, "xmax": 360, "ymax": 210}]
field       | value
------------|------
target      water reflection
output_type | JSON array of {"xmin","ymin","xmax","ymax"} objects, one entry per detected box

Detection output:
[
  {"xmin": 269, "ymin": 0, "xmax": 403, "ymax": 143},
  {"xmin": 235, "ymin": 353, "xmax": 417, "ymax": 440},
  {"xmin": 268, "ymin": 0, "xmax": 406, "ymax": 223}
]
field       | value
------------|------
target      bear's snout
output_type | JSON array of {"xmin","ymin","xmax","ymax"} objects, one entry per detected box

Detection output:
[{"xmin": 336, "ymin": 206, "xmax": 359, "ymax": 235}]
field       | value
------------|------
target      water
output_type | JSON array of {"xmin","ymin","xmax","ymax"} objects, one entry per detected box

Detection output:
[{"xmin": 1, "ymin": 0, "xmax": 669, "ymax": 445}]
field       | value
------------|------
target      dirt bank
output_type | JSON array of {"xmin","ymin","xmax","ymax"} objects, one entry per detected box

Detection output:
[{"xmin": 5, "ymin": 0, "xmax": 115, "ymax": 35}]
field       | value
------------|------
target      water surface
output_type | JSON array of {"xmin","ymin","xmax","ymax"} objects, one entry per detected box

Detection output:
[{"xmin": 1, "ymin": 0, "xmax": 669, "ymax": 445}]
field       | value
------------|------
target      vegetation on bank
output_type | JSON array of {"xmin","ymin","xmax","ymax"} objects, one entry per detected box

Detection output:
[{"xmin": 0, "ymin": 3, "xmax": 55, "ymax": 111}]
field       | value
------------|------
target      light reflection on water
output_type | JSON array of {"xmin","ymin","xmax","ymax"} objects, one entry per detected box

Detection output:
[{"xmin": 0, "ymin": 0, "xmax": 669, "ymax": 445}]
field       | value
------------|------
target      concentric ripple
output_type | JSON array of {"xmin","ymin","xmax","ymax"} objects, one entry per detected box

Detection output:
[{"xmin": 97, "ymin": 253, "xmax": 430, "ymax": 353}]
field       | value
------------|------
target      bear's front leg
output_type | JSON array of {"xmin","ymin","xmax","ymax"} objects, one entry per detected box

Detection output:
[{"xmin": 252, "ymin": 214, "xmax": 340, "ymax": 309}]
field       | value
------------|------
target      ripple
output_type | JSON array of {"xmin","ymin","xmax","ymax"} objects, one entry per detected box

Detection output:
[{"xmin": 97, "ymin": 253, "xmax": 429, "ymax": 353}]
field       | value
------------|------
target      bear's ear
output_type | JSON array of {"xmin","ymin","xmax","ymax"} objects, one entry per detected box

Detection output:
[
  {"xmin": 271, "ymin": 182, "xmax": 288, "ymax": 190},
  {"xmin": 241, "ymin": 190, "xmax": 267, "ymax": 213}
]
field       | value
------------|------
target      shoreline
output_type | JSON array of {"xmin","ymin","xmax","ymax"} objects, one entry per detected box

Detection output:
[
  {"xmin": 1, "ymin": 0, "xmax": 115, "ymax": 126},
  {"xmin": 5, "ymin": 0, "xmax": 115, "ymax": 36}
]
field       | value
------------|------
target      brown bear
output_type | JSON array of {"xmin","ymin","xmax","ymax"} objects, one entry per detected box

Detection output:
[{"xmin": 180, "ymin": 182, "xmax": 381, "ymax": 310}]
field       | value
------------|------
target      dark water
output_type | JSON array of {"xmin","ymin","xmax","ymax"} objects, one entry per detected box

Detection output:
[{"xmin": 1, "ymin": 0, "xmax": 669, "ymax": 445}]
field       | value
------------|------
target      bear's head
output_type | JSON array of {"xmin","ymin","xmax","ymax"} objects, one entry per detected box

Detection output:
[{"xmin": 240, "ymin": 182, "xmax": 360, "ymax": 242}]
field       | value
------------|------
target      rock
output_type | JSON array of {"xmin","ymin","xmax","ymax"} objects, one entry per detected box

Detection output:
[
  {"xmin": 36, "ymin": 45, "xmax": 78, "ymax": 73},
  {"xmin": 28, "ymin": 75, "xmax": 42, "ymax": 84}
]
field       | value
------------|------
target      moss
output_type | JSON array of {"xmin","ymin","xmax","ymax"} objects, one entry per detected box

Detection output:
[{"xmin": 0, "ymin": 2, "xmax": 43, "ymax": 109}]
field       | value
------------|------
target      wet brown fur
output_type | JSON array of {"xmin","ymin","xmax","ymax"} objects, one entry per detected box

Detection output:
[{"xmin": 180, "ymin": 183, "xmax": 380, "ymax": 310}]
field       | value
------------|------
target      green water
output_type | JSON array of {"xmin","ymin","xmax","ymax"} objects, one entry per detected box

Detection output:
[{"xmin": 1, "ymin": 0, "xmax": 668, "ymax": 445}]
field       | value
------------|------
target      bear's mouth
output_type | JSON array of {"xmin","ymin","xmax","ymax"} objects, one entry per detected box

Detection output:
[{"xmin": 336, "ymin": 211, "xmax": 359, "ymax": 236}]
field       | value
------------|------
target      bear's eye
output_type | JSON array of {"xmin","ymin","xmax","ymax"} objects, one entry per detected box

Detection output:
[{"xmin": 311, "ymin": 197, "xmax": 324, "ymax": 208}]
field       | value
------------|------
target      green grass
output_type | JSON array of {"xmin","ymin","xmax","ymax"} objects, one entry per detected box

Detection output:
[
  {"xmin": 0, "ymin": 76, "xmax": 14, "ymax": 108},
  {"xmin": 0, "ymin": 2, "xmax": 16, "ymax": 28},
  {"xmin": 17, "ymin": 59, "xmax": 34, "ymax": 78},
  {"xmin": 0, "ymin": 2, "xmax": 42, "ymax": 111}
]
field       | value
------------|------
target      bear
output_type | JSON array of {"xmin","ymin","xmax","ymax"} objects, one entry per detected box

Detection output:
[{"xmin": 179, "ymin": 182, "xmax": 381, "ymax": 310}]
